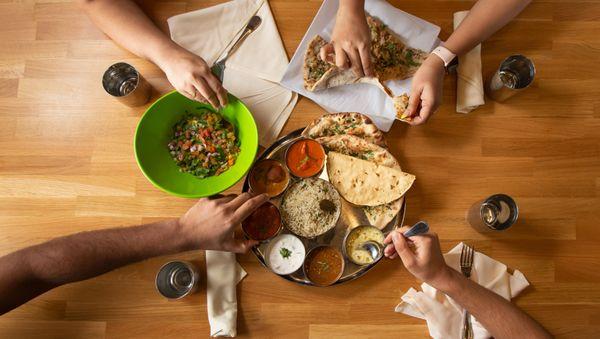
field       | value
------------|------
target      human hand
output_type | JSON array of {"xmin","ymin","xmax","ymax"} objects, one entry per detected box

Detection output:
[
  {"xmin": 383, "ymin": 226, "xmax": 453, "ymax": 288},
  {"xmin": 160, "ymin": 48, "xmax": 228, "ymax": 109},
  {"xmin": 178, "ymin": 193, "xmax": 269, "ymax": 253},
  {"xmin": 404, "ymin": 55, "xmax": 446, "ymax": 125},
  {"xmin": 320, "ymin": 1, "xmax": 373, "ymax": 77}
]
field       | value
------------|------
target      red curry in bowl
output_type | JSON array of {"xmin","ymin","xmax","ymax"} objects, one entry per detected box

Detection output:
[
  {"xmin": 303, "ymin": 246, "xmax": 345, "ymax": 287},
  {"xmin": 285, "ymin": 138, "xmax": 325, "ymax": 178},
  {"xmin": 242, "ymin": 202, "xmax": 282, "ymax": 241}
]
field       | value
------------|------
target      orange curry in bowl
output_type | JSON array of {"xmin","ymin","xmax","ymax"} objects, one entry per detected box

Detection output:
[{"xmin": 285, "ymin": 138, "xmax": 325, "ymax": 178}]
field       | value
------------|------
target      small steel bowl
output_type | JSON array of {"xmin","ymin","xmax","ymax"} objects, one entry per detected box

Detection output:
[
  {"xmin": 155, "ymin": 261, "xmax": 199, "ymax": 300},
  {"xmin": 284, "ymin": 137, "xmax": 326, "ymax": 178},
  {"xmin": 342, "ymin": 225, "xmax": 385, "ymax": 266},
  {"xmin": 264, "ymin": 234, "xmax": 306, "ymax": 275},
  {"xmin": 242, "ymin": 201, "xmax": 283, "ymax": 242},
  {"xmin": 302, "ymin": 245, "xmax": 345, "ymax": 287},
  {"xmin": 248, "ymin": 159, "xmax": 290, "ymax": 198}
]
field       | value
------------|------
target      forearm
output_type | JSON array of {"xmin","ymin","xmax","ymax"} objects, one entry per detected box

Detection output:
[
  {"xmin": 0, "ymin": 219, "xmax": 193, "ymax": 315},
  {"xmin": 433, "ymin": 268, "xmax": 552, "ymax": 339},
  {"xmin": 338, "ymin": 0, "xmax": 365, "ymax": 16},
  {"xmin": 78, "ymin": 0, "xmax": 181, "ymax": 70},
  {"xmin": 444, "ymin": 0, "xmax": 531, "ymax": 55}
]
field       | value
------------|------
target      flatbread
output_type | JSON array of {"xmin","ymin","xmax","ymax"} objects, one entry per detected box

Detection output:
[
  {"xmin": 327, "ymin": 152, "xmax": 415, "ymax": 206},
  {"xmin": 302, "ymin": 112, "xmax": 387, "ymax": 148},
  {"xmin": 393, "ymin": 93, "xmax": 412, "ymax": 123},
  {"xmin": 303, "ymin": 15, "xmax": 427, "ymax": 91},
  {"xmin": 367, "ymin": 16, "xmax": 428, "ymax": 82},
  {"xmin": 316, "ymin": 135, "xmax": 402, "ymax": 228},
  {"xmin": 316, "ymin": 135, "xmax": 397, "ymax": 168}
]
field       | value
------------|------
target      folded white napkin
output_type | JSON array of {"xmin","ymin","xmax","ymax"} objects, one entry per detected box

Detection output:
[
  {"xmin": 206, "ymin": 250, "xmax": 247, "ymax": 337},
  {"xmin": 454, "ymin": 11, "xmax": 485, "ymax": 114},
  {"xmin": 280, "ymin": 0, "xmax": 440, "ymax": 132},
  {"xmin": 395, "ymin": 243, "xmax": 530, "ymax": 339},
  {"xmin": 167, "ymin": 0, "xmax": 297, "ymax": 146}
]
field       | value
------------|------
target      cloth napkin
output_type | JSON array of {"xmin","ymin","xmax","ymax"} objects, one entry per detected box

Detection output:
[
  {"xmin": 395, "ymin": 243, "xmax": 530, "ymax": 339},
  {"xmin": 454, "ymin": 11, "xmax": 485, "ymax": 113},
  {"xmin": 280, "ymin": 0, "xmax": 440, "ymax": 132},
  {"xmin": 167, "ymin": 0, "xmax": 297, "ymax": 146},
  {"xmin": 206, "ymin": 250, "xmax": 247, "ymax": 337}
]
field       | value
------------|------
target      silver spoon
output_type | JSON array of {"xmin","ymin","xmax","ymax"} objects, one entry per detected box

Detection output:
[{"xmin": 361, "ymin": 221, "xmax": 430, "ymax": 261}]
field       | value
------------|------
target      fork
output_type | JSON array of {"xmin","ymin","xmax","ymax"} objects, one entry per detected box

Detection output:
[
  {"xmin": 211, "ymin": 16, "xmax": 262, "ymax": 83},
  {"xmin": 460, "ymin": 243, "xmax": 475, "ymax": 339}
]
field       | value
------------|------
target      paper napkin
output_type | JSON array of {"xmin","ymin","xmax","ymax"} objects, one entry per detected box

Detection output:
[
  {"xmin": 454, "ymin": 11, "xmax": 485, "ymax": 113},
  {"xmin": 206, "ymin": 250, "xmax": 247, "ymax": 337}
]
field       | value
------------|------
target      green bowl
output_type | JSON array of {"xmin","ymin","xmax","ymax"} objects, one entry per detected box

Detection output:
[{"xmin": 134, "ymin": 91, "xmax": 258, "ymax": 198}]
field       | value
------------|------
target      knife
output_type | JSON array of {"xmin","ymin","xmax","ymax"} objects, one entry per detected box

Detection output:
[{"xmin": 211, "ymin": 15, "xmax": 262, "ymax": 82}]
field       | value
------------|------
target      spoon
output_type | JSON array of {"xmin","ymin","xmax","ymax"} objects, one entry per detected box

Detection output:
[{"xmin": 361, "ymin": 221, "xmax": 430, "ymax": 261}]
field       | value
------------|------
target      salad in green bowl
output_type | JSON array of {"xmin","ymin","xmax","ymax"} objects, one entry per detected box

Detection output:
[{"xmin": 134, "ymin": 91, "xmax": 258, "ymax": 198}]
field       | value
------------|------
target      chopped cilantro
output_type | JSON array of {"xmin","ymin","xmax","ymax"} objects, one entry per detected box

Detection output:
[{"xmin": 280, "ymin": 247, "xmax": 292, "ymax": 259}]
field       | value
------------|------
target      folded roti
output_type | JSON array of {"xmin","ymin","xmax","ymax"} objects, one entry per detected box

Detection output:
[
  {"xmin": 327, "ymin": 152, "xmax": 415, "ymax": 206},
  {"xmin": 317, "ymin": 135, "xmax": 403, "ymax": 228}
]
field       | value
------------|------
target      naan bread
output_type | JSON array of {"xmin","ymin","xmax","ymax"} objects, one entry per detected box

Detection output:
[
  {"xmin": 393, "ymin": 93, "xmax": 412, "ymax": 123},
  {"xmin": 367, "ymin": 16, "xmax": 428, "ymax": 82},
  {"xmin": 302, "ymin": 112, "xmax": 386, "ymax": 148},
  {"xmin": 316, "ymin": 135, "xmax": 402, "ymax": 228},
  {"xmin": 327, "ymin": 152, "xmax": 415, "ymax": 206},
  {"xmin": 302, "ymin": 16, "xmax": 427, "ymax": 119},
  {"xmin": 316, "ymin": 135, "xmax": 397, "ymax": 168},
  {"xmin": 303, "ymin": 35, "xmax": 380, "ymax": 92}
]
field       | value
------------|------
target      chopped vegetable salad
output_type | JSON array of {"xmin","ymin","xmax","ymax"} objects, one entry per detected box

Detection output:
[{"xmin": 168, "ymin": 110, "xmax": 240, "ymax": 178}]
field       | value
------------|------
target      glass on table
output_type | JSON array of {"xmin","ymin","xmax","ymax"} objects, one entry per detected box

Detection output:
[
  {"xmin": 485, "ymin": 55, "xmax": 535, "ymax": 102},
  {"xmin": 102, "ymin": 62, "xmax": 152, "ymax": 107},
  {"xmin": 467, "ymin": 194, "xmax": 519, "ymax": 231}
]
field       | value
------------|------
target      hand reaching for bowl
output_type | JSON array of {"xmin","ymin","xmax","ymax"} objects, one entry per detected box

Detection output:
[
  {"xmin": 161, "ymin": 48, "xmax": 229, "ymax": 109},
  {"xmin": 320, "ymin": 0, "xmax": 373, "ymax": 77},
  {"xmin": 178, "ymin": 193, "xmax": 269, "ymax": 253},
  {"xmin": 383, "ymin": 226, "xmax": 452, "ymax": 288}
]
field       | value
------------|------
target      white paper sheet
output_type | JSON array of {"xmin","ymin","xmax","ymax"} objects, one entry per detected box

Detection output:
[{"xmin": 280, "ymin": 0, "xmax": 440, "ymax": 131}]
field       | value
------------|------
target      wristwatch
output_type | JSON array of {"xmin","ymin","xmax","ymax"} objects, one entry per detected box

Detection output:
[{"xmin": 431, "ymin": 44, "xmax": 456, "ymax": 67}]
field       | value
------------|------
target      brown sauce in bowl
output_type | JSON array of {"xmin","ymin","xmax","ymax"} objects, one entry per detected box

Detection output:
[{"xmin": 303, "ymin": 246, "xmax": 344, "ymax": 286}]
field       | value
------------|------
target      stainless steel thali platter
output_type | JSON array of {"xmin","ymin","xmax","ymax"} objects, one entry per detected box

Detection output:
[{"xmin": 242, "ymin": 128, "xmax": 406, "ymax": 286}]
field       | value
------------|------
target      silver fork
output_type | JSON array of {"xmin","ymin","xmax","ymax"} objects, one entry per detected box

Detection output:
[
  {"xmin": 460, "ymin": 243, "xmax": 475, "ymax": 339},
  {"xmin": 211, "ymin": 16, "xmax": 262, "ymax": 82}
]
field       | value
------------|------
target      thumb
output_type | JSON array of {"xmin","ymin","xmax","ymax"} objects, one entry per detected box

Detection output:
[
  {"xmin": 392, "ymin": 231, "xmax": 416, "ymax": 268},
  {"xmin": 406, "ymin": 87, "xmax": 422, "ymax": 118}
]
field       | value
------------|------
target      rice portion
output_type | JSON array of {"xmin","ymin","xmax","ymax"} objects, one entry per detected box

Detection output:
[{"xmin": 281, "ymin": 178, "xmax": 341, "ymax": 238}]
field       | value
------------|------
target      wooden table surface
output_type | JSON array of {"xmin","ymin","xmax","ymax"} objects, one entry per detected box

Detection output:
[{"xmin": 1, "ymin": 0, "xmax": 599, "ymax": 338}]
